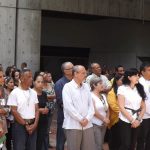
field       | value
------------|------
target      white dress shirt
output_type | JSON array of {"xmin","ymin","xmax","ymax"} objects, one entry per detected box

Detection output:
[
  {"xmin": 62, "ymin": 80, "xmax": 94, "ymax": 130},
  {"xmin": 117, "ymin": 85, "xmax": 142, "ymax": 123},
  {"xmin": 139, "ymin": 76, "xmax": 150, "ymax": 119}
]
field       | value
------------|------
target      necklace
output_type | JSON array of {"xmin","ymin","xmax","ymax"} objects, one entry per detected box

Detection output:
[
  {"xmin": 99, "ymin": 94, "xmax": 108, "ymax": 112},
  {"xmin": 22, "ymin": 89, "xmax": 31, "ymax": 106}
]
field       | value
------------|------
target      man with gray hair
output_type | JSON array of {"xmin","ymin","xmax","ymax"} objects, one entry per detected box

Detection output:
[
  {"xmin": 62, "ymin": 65, "xmax": 95, "ymax": 150},
  {"xmin": 54, "ymin": 62, "xmax": 74, "ymax": 150}
]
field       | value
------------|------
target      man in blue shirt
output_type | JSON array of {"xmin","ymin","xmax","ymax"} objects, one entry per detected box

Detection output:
[{"xmin": 54, "ymin": 62, "xmax": 73, "ymax": 150}]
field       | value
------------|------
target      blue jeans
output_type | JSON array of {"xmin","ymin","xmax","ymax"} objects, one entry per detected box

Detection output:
[
  {"xmin": 13, "ymin": 122, "xmax": 37, "ymax": 150},
  {"xmin": 56, "ymin": 124, "xmax": 66, "ymax": 150}
]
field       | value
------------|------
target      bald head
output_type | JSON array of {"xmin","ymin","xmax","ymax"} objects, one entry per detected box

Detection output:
[
  {"xmin": 72, "ymin": 65, "xmax": 85, "ymax": 75},
  {"xmin": 90, "ymin": 63, "xmax": 101, "ymax": 76},
  {"xmin": 73, "ymin": 65, "xmax": 87, "ymax": 84}
]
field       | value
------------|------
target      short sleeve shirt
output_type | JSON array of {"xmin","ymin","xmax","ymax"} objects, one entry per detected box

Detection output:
[
  {"xmin": 7, "ymin": 87, "xmax": 38, "ymax": 119},
  {"xmin": 139, "ymin": 77, "xmax": 150, "ymax": 119},
  {"xmin": 117, "ymin": 85, "xmax": 142, "ymax": 123}
]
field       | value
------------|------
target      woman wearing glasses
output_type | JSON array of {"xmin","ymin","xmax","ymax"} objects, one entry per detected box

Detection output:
[{"xmin": 90, "ymin": 78, "xmax": 110, "ymax": 150}]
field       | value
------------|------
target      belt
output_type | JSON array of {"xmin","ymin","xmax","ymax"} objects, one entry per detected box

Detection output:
[
  {"xmin": 125, "ymin": 107, "xmax": 141, "ymax": 115},
  {"xmin": 24, "ymin": 119, "xmax": 35, "ymax": 125}
]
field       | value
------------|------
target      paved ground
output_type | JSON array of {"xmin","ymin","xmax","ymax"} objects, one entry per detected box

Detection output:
[{"xmin": 49, "ymin": 120, "xmax": 67, "ymax": 150}]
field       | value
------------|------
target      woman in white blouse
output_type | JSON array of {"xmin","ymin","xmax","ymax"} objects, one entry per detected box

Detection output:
[
  {"xmin": 118, "ymin": 68, "xmax": 146, "ymax": 150},
  {"xmin": 90, "ymin": 78, "xmax": 110, "ymax": 150}
]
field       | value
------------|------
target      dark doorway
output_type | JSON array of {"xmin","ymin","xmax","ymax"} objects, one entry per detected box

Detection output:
[
  {"xmin": 138, "ymin": 57, "xmax": 150, "ymax": 64},
  {"xmin": 40, "ymin": 46, "xmax": 90, "ymax": 81}
]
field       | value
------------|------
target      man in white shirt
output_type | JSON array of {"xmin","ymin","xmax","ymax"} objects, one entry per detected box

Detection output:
[
  {"xmin": 137, "ymin": 63, "xmax": 150, "ymax": 150},
  {"xmin": 86, "ymin": 63, "xmax": 111, "ymax": 93},
  {"xmin": 62, "ymin": 65, "xmax": 95, "ymax": 150},
  {"xmin": 7, "ymin": 69, "xmax": 39, "ymax": 150}
]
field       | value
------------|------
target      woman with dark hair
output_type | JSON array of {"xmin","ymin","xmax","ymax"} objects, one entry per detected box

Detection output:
[
  {"xmin": 33, "ymin": 73, "xmax": 49, "ymax": 150},
  {"xmin": 107, "ymin": 74, "xmax": 123, "ymax": 150},
  {"xmin": 118, "ymin": 68, "xmax": 146, "ymax": 150},
  {"xmin": 12, "ymin": 69, "xmax": 21, "ymax": 87},
  {"xmin": 5, "ymin": 66, "xmax": 14, "ymax": 77}
]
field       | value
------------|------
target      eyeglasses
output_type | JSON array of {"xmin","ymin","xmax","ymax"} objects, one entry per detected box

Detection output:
[{"xmin": 64, "ymin": 67, "xmax": 73, "ymax": 70}]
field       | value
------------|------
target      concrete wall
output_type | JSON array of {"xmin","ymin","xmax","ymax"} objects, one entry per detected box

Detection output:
[
  {"xmin": 15, "ymin": 0, "xmax": 41, "ymax": 73},
  {"xmin": 41, "ymin": 17, "xmax": 150, "ymax": 70},
  {"xmin": 41, "ymin": 0, "xmax": 150, "ymax": 21},
  {"xmin": 16, "ymin": 9, "xmax": 41, "ymax": 73},
  {"xmin": 0, "ymin": 1, "xmax": 16, "ymax": 70},
  {"xmin": 0, "ymin": 0, "xmax": 41, "ymax": 73},
  {"xmin": 1, "ymin": 0, "xmax": 150, "ymax": 73},
  {"xmin": 18, "ymin": 0, "xmax": 41, "ymax": 10}
]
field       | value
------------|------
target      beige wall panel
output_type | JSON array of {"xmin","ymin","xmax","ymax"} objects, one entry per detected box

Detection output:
[
  {"xmin": 0, "ymin": 0, "xmax": 16, "ymax": 7},
  {"xmin": 0, "ymin": 7, "xmax": 16, "ymax": 69},
  {"xmin": 16, "ymin": 9, "xmax": 41, "ymax": 72},
  {"xmin": 18, "ymin": 0, "xmax": 41, "ymax": 10},
  {"xmin": 42, "ymin": 0, "xmax": 79, "ymax": 13}
]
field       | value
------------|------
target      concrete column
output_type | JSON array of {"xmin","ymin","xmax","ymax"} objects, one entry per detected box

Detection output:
[
  {"xmin": 16, "ymin": 0, "xmax": 41, "ymax": 73},
  {"xmin": 0, "ymin": 0, "xmax": 16, "ymax": 70}
]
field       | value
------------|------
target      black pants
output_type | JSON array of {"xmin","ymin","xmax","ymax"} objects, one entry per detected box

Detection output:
[
  {"xmin": 119, "ymin": 120, "xmax": 139, "ymax": 150},
  {"xmin": 13, "ymin": 122, "xmax": 37, "ymax": 150},
  {"xmin": 109, "ymin": 122, "xmax": 120, "ymax": 150},
  {"xmin": 6, "ymin": 123, "xmax": 14, "ymax": 150},
  {"xmin": 137, "ymin": 118, "xmax": 150, "ymax": 150}
]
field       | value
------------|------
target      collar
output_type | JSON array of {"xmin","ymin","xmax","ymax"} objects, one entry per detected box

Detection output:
[
  {"xmin": 71, "ymin": 79, "xmax": 84, "ymax": 89},
  {"xmin": 125, "ymin": 85, "xmax": 136, "ymax": 91},
  {"xmin": 91, "ymin": 73, "xmax": 101, "ymax": 78},
  {"xmin": 63, "ymin": 76, "xmax": 71, "ymax": 82}
]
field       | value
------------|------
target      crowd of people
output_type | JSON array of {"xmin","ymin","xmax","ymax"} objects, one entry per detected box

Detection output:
[{"xmin": 0, "ymin": 61, "xmax": 150, "ymax": 150}]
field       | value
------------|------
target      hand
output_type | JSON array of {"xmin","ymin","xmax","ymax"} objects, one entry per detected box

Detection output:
[
  {"xmin": 80, "ymin": 118, "xmax": 88, "ymax": 127},
  {"xmin": 42, "ymin": 108, "xmax": 49, "ymax": 115},
  {"xmin": 131, "ymin": 120, "xmax": 140, "ymax": 128},
  {"xmin": 103, "ymin": 118, "xmax": 110, "ymax": 125},
  {"xmin": 25, "ymin": 124, "xmax": 37, "ymax": 135}
]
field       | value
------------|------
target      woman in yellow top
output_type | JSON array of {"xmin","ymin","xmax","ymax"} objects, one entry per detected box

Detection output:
[{"xmin": 107, "ymin": 74, "xmax": 123, "ymax": 150}]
